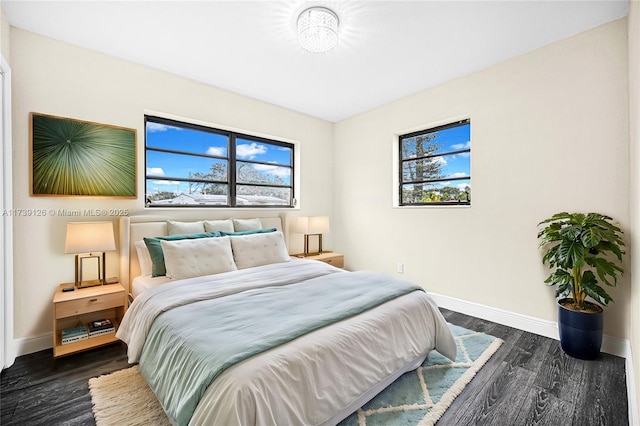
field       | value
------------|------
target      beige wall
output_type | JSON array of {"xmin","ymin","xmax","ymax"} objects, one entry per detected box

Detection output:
[
  {"xmin": 0, "ymin": 9, "xmax": 9, "ymax": 61},
  {"xmin": 629, "ymin": 0, "xmax": 640, "ymax": 416},
  {"xmin": 334, "ymin": 19, "xmax": 630, "ymax": 339},
  {"xmin": 10, "ymin": 28, "xmax": 334, "ymax": 344}
]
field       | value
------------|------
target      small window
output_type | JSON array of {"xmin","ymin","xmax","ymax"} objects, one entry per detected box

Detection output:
[
  {"xmin": 399, "ymin": 119, "xmax": 470, "ymax": 206},
  {"xmin": 145, "ymin": 116, "xmax": 294, "ymax": 207}
]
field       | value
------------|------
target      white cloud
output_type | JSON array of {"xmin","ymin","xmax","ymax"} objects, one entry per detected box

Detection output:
[
  {"xmin": 154, "ymin": 180, "xmax": 180, "ymax": 186},
  {"xmin": 451, "ymin": 141, "xmax": 471, "ymax": 150},
  {"xmin": 237, "ymin": 142, "xmax": 267, "ymax": 159},
  {"xmin": 456, "ymin": 183, "xmax": 470, "ymax": 190},
  {"xmin": 206, "ymin": 146, "xmax": 225, "ymax": 156},
  {"xmin": 147, "ymin": 123, "xmax": 180, "ymax": 133},
  {"xmin": 253, "ymin": 164, "xmax": 291, "ymax": 177},
  {"xmin": 447, "ymin": 172, "xmax": 468, "ymax": 179},
  {"xmin": 434, "ymin": 157, "xmax": 447, "ymax": 165},
  {"xmin": 147, "ymin": 167, "xmax": 164, "ymax": 176}
]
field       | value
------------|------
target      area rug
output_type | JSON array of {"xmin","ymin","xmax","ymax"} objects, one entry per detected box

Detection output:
[{"xmin": 88, "ymin": 324, "xmax": 502, "ymax": 426}]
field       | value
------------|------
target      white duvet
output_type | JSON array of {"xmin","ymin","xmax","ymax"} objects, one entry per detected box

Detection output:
[{"xmin": 117, "ymin": 259, "xmax": 456, "ymax": 426}]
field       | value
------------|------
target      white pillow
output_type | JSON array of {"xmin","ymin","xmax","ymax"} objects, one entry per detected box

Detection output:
[
  {"xmin": 233, "ymin": 218, "xmax": 262, "ymax": 232},
  {"xmin": 134, "ymin": 240, "xmax": 153, "ymax": 276},
  {"xmin": 230, "ymin": 231, "xmax": 290, "ymax": 269},
  {"xmin": 161, "ymin": 236, "xmax": 237, "ymax": 280},
  {"xmin": 167, "ymin": 220, "xmax": 205, "ymax": 235},
  {"xmin": 204, "ymin": 219, "xmax": 234, "ymax": 233}
]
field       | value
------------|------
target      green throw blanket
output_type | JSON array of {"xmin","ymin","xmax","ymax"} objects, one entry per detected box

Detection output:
[{"xmin": 139, "ymin": 270, "xmax": 423, "ymax": 426}]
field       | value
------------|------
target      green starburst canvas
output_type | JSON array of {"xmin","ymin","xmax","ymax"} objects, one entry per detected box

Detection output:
[{"xmin": 31, "ymin": 113, "xmax": 136, "ymax": 197}]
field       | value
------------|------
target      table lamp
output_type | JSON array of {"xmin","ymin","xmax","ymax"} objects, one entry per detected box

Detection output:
[
  {"xmin": 64, "ymin": 221, "xmax": 116, "ymax": 288},
  {"xmin": 295, "ymin": 216, "xmax": 330, "ymax": 256}
]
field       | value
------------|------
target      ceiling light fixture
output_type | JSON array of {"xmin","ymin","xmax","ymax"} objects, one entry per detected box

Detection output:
[{"xmin": 297, "ymin": 7, "xmax": 339, "ymax": 53}]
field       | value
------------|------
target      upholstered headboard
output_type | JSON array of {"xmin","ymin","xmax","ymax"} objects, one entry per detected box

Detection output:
[{"xmin": 119, "ymin": 213, "xmax": 289, "ymax": 295}]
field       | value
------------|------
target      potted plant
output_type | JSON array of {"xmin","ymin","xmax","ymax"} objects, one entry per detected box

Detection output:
[{"xmin": 537, "ymin": 212, "xmax": 624, "ymax": 359}]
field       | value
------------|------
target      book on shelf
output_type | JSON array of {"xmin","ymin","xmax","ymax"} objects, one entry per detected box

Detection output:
[
  {"xmin": 88, "ymin": 319, "xmax": 115, "ymax": 337},
  {"xmin": 61, "ymin": 325, "xmax": 88, "ymax": 345},
  {"xmin": 88, "ymin": 327, "xmax": 115, "ymax": 337},
  {"xmin": 88, "ymin": 319, "xmax": 113, "ymax": 331}
]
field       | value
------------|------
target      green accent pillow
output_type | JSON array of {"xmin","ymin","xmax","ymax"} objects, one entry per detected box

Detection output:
[
  {"xmin": 220, "ymin": 228, "xmax": 277, "ymax": 236},
  {"xmin": 144, "ymin": 231, "xmax": 222, "ymax": 277}
]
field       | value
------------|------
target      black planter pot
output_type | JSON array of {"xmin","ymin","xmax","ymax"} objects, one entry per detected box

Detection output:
[{"xmin": 557, "ymin": 298, "xmax": 603, "ymax": 360}]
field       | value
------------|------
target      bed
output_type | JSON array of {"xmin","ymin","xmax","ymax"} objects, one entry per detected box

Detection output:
[{"xmin": 116, "ymin": 214, "xmax": 456, "ymax": 426}]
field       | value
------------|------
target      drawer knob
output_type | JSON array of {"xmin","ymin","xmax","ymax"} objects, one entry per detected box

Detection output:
[{"xmin": 89, "ymin": 298, "xmax": 98, "ymax": 302}]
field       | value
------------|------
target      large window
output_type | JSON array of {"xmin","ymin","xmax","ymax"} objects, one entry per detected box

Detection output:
[
  {"xmin": 399, "ymin": 119, "xmax": 470, "ymax": 206},
  {"xmin": 145, "ymin": 116, "xmax": 294, "ymax": 207}
]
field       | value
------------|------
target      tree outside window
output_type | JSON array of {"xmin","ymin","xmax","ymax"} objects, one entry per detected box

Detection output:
[
  {"xmin": 145, "ymin": 117, "xmax": 294, "ymax": 208},
  {"xmin": 399, "ymin": 120, "xmax": 470, "ymax": 206}
]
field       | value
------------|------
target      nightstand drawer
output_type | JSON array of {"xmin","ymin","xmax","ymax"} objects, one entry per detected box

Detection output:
[
  {"xmin": 293, "ymin": 251, "xmax": 344, "ymax": 268},
  {"xmin": 296, "ymin": 252, "xmax": 344, "ymax": 268},
  {"xmin": 55, "ymin": 292, "xmax": 124, "ymax": 319},
  {"xmin": 319, "ymin": 255, "xmax": 344, "ymax": 268}
]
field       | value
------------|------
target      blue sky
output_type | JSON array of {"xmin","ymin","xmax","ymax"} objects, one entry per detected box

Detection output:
[
  {"xmin": 145, "ymin": 122, "xmax": 291, "ymax": 194},
  {"xmin": 402, "ymin": 123, "xmax": 471, "ymax": 191},
  {"xmin": 434, "ymin": 124, "xmax": 471, "ymax": 180}
]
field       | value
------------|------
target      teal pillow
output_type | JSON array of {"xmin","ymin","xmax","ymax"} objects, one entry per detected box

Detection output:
[
  {"xmin": 220, "ymin": 228, "xmax": 277, "ymax": 236},
  {"xmin": 144, "ymin": 231, "xmax": 221, "ymax": 277}
]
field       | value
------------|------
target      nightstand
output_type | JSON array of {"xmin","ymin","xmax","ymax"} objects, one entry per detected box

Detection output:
[
  {"xmin": 296, "ymin": 252, "xmax": 344, "ymax": 268},
  {"xmin": 52, "ymin": 283, "xmax": 127, "ymax": 358}
]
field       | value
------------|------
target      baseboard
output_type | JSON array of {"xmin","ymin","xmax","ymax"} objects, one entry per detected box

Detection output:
[
  {"xmin": 13, "ymin": 295, "xmax": 631, "ymax": 361},
  {"xmin": 428, "ymin": 292, "xmax": 630, "ymax": 358},
  {"xmin": 14, "ymin": 332, "xmax": 52, "ymax": 357}
]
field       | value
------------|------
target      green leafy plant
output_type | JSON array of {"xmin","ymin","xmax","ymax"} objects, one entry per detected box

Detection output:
[{"xmin": 537, "ymin": 212, "xmax": 624, "ymax": 310}]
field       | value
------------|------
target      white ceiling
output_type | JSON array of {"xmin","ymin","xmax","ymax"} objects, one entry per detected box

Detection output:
[{"xmin": 2, "ymin": 1, "xmax": 629, "ymax": 122}]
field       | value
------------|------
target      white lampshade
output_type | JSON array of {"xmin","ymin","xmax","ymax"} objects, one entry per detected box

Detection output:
[
  {"xmin": 297, "ymin": 7, "xmax": 339, "ymax": 53},
  {"xmin": 296, "ymin": 216, "xmax": 330, "ymax": 235},
  {"xmin": 64, "ymin": 221, "xmax": 116, "ymax": 254}
]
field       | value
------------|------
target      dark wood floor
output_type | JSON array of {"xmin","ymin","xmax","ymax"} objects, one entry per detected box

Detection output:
[
  {"xmin": 438, "ymin": 309, "xmax": 628, "ymax": 426},
  {"xmin": 0, "ymin": 309, "xmax": 628, "ymax": 426}
]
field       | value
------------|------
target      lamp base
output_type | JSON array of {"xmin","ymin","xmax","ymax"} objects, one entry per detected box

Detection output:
[
  {"xmin": 303, "ymin": 234, "xmax": 324, "ymax": 257},
  {"xmin": 75, "ymin": 252, "xmax": 106, "ymax": 288},
  {"xmin": 76, "ymin": 279, "xmax": 103, "ymax": 289}
]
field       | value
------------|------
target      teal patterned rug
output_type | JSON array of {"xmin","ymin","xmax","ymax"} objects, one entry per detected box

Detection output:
[
  {"xmin": 89, "ymin": 324, "xmax": 501, "ymax": 426},
  {"xmin": 338, "ymin": 323, "xmax": 503, "ymax": 426}
]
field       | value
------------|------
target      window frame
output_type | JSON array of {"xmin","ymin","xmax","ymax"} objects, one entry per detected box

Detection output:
[
  {"xmin": 398, "ymin": 119, "xmax": 471, "ymax": 207},
  {"xmin": 144, "ymin": 115, "xmax": 295, "ymax": 208}
]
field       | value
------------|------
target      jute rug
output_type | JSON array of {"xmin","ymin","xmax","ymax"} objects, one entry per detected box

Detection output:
[{"xmin": 89, "ymin": 324, "xmax": 502, "ymax": 426}]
